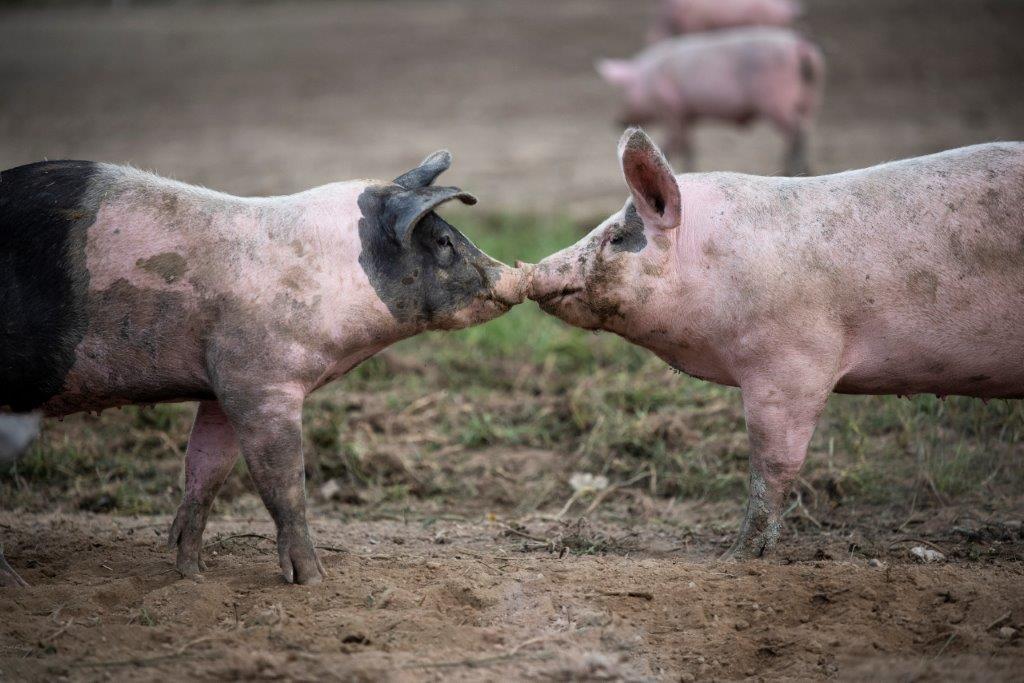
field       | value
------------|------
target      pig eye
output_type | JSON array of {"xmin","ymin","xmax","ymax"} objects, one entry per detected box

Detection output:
[
  {"xmin": 436, "ymin": 235, "xmax": 452, "ymax": 249},
  {"xmin": 609, "ymin": 234, "xmax": 625, "ymax": 246}
]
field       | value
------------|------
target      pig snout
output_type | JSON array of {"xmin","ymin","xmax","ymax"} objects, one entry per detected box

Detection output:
[
  {"xmin": 527, "ymin": 255, "xmax": 579, "ymax": 305},
  {"xmin": 490, "ymin": 261, "xmax": 534, "ymax": 307}
]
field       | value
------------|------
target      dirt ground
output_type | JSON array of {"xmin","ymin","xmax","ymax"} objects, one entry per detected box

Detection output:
[
  {"xmin": 2, "ymin": 0, "xmax": 1024, "ymax": 681},
  {"xmin": 2, "ymin": 494, "xmax": 1024, "ymax": 682}
]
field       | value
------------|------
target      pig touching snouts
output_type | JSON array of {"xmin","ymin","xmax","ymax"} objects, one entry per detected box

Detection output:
[
  {"xmin": 598, "ymin": 27, "xmax": 824, "ymax": 176},
  {"xmin": 530, "ymin": 128, "xmax": 1024, "ymax": 558},
  {"xmin": 0, "ymin": 150, "xmax": 530, "ymax": 585}
]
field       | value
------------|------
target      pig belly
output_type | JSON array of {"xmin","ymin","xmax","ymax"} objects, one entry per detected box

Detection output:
[
  {"xmin": 39, "ymin": 284, "xmax": 214, "ymax": 416},
  {"xmin": 836, "ymin": 305, "xmax": 1024, "ymax": 399}
]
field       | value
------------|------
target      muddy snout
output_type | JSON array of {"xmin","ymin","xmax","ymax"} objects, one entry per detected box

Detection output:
[
  {"xmin": 490, "ymin": 261, "xmax": 535, "ymax": 306},
  {"xmin": 525, "ymin": 259, "xmax": 566, "ymax": 303}
]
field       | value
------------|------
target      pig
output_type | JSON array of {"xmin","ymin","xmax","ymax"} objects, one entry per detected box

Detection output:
[
  {"xmin": 0, "ymin": 151, "xmax": 530, "ymax": 585},
  {"xmin": 650, "ymin": 0, "xmax": 803, "ymax": 41},
  {"xmin": 597, "ymin": 27, "xmax": 824, "ymax": 176},
  {"xmin": 529, "ymin": 128, "xmax": 1024, "ymax": 559}
]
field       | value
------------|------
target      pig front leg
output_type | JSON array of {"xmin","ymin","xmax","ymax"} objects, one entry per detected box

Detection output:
[
  {"xmin": 725, "ymin": 366, "xmax": 833, "ymax": 558},
  {"xmin": 220, "ymin": 386, "xmax": 324, "ymax": 585},
  {"xmin": 0, "ymin": 544, "xmax": 28, "ymax": 588},
  {"xmin": 168, "ymin": 401, "xmax": 240, "ymax": 577}
]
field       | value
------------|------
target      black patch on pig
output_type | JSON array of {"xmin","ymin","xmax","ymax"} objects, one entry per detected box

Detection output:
[
  {"xmin": 608, "ymin": 203, "xmax": 648, "ymax": 254},
  {"xmin": 0, "ymin": 160, "xmax": 98, "ymax": 411},
  {"xmin": 356, "ymin": 185, "xmax": 493, "ymax": 326}
]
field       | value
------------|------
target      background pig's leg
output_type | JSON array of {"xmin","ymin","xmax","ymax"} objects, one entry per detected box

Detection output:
[
  {"xmin": 168, "ymin": 401, "xmax": 240, "ymax": 577},
  {"xmin": 0, "ymin": 544, "xmax": 28, "ymax": 588},
  {"xmin": 781, "ymin": 126, "xmax": 811, "ymax": 176},
  {"xmin": 221, "ymin": 387, "xmax": 324, "ymax": 585},
  {"xmin": 725, "ymin": 367, "xmax": 833, "ymax": 559},
  {"xmin": 664, "ymin": 118, "xmax": 696, "ymax": 171}
]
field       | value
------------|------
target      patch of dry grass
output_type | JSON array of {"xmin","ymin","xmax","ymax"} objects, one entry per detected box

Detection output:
[{"xmin": 3, "ymin": 214, "xmax": 1023, "ymax": 517}]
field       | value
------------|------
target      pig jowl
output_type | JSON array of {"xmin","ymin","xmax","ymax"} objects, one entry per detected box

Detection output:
[
  {"xmin": 0, "ymin": 151, "xmax": 530, "ymax": 585},
  {"xmin": 530, "ymin": 127, "xmax": 1024, "ymax": 558}
]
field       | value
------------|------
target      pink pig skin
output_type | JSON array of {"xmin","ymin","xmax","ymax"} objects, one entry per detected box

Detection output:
[
  {"xmin": 651, "ymin": 0, "xmax": 803, "ymax": 40},
  {"xmin": 598, "ymin": 27, "xmax": 824, "ymax": 176},
  {"xmin": 1, "ymin": 152, "xmax": 530, "ymax": 586},
  {"xmin": 530, "ymin": 128, "xmax": 1024, "ymax": 558}
]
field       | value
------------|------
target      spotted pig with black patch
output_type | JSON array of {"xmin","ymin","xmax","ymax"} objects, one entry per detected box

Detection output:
[
  {"xmin": 530, "ymin": 128, "xmax": 1024, "ymax": 560},
  {"xmin": 0, "ymin": 151, "xmax": 530, "ymax": 586}
]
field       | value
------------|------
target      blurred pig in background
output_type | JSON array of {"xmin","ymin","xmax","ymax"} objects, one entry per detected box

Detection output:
[
  {"xmin": 650, "ymin": 0, "xmax": 803, "ymax": 42},
  {"xmin": 598, "ymin": 27, "xmax": 824, "ymax": 175}
]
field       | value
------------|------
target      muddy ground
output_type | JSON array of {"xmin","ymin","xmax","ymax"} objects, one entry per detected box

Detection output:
[
  {"xmin": 2, "ymin": 0, "xmax": 1024, "ymax": 681},
  {"xmin": 2, "ymin": 496, "xmax": 1024, "ymax": 681}
]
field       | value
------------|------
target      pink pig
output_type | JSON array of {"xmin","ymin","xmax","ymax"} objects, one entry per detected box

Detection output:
[
  {"xmin": 598, "ymin": 27, "xmax": 824, "ymax": 176},
  {"xmin": 530, "ymin": 128, "xmax": 1024, "ymax": 558},
  {"xmin": 0, "ymin": 151, "xmax": 530, "ymax": 586},
  {"xmin": 650, "ymin": 0, "xmax": 803, "ymax": 41}
]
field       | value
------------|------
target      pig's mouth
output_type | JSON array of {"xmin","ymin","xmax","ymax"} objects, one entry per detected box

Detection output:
[
  {"xmin": 484, "ymin": 291, "xmax": 520, "ymax": 310},
  {"xmin": 531, "ymin": 287, "xmax": 582, "ymax": 306}
]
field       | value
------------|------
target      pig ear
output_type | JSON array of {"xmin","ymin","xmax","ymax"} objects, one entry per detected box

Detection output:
[
  {"xmin": 393, "ymin": 150, "xmax": 453, "ymax": 189},
  {"xmin": 596, "ymin": 59, "xmax": 636, "ymax": 87},
  {"xmin": 617, "ymin": 127, "xmax": 681, "ymax": 231},
  {"xmin": 387, "ymin": 186, "xmax": 478, "ymax": 245}
]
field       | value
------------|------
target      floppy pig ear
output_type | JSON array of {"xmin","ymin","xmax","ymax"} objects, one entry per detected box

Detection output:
[
  {"xmin": 393, "ymin": 150, "xmax": 453, "ymax": 189},
  {"xmin": 617, "ymin": 128, "xmax": 681, "ymax": 231},
  {"xmin": 387, "ymin": 186, "xmax": 478, "ymax": 245}
]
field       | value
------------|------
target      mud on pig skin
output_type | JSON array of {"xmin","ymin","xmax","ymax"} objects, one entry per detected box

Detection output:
[
  {"xmin": 0, "ymin": 151, "xmax": 531, "ymax": 585},
  {"xmin": 530, "ymin": 127, "xmax": 1024, "ymax": 559}
]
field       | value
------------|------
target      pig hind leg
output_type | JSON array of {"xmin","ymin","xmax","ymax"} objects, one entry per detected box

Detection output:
[
  {"xmin": 774, "ymin": 53, "xmax": 821, "ymax": 177},
  {"xmin": 768, "ymin": 107, "xmax": 812, "ymax": 176},
  {"xmin": 725, "ymin": 361, "xmax": 834, "ymax": 559},
  {"xmin": 780, "ymin": 124, "xmax": 811, "ymax": 177},
  {"xmin": 168, "ymin": 401, "xmax": 240, "ymax": 577},
  {"xmin": 663, "ymin": 118, "xmax": 696, "ymax": 172},
  {"xmin": 219, "ymin": 385, "xmax": 324, "ymax": 585},
  {"xmin": 0, "ymin": 543, "xmax": 28, "ymax": 588}
]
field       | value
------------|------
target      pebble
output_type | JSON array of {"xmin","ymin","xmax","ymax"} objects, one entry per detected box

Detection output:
[
  {"xmin": 909, "ymin": 546, "xmax": 945, "ymax": 563},
  {"xmin": 998, "ymin": 626, "xmax": 1017, "ymax": 640},
  {"xmin": 734, "ymin": 619, "xmax": 750, "ymax": 631},
  {"xmin": 867, "ymin": 558, "xmax": 884, "ymax": 568}
]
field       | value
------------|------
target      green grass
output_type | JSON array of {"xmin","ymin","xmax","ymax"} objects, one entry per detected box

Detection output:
[{"xmin": 4, "ymin": 212, "xmax": 1023, "ymax": 513}]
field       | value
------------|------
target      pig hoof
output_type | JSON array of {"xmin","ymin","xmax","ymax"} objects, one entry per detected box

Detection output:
[
  {"xmin": 278, "ymin": 537, "xmax": 325, "ymax": 586},
  {"xmin": 168, "ymin": 509, "xmax": 210, "ymax": 577},
  {"xmin": 175, "ymin": 556, "xmax": 207, "ymax": 579},
  {"xmin": 721, "ymin": 533, "xmax": 777, "ymax": 561}
]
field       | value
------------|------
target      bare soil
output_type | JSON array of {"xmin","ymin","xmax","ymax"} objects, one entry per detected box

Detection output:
[
  {"xmin": 2, "ymin": 489, "xmax": 1023, "ymax": 681},
  {"xmin": 2, "ymin": 0, "xmax": 1024, "ymax": 681}
]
